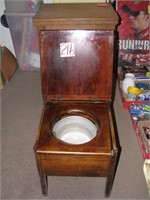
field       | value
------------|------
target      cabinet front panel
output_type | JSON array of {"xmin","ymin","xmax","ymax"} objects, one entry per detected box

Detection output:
[{"xmin": 41, "ymin": 154, "xmax": 111, "ymax": 176}]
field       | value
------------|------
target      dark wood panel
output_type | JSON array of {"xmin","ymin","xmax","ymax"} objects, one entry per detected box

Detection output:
[
  {"xmin": 41, "ymin": 154, "xmax": 111, "ymax": 176},
  {"xmin": 36, "ymin": 102, "xmax": 114, "ymax": 151},
  {"xmin": 33, "ymin": 3, "xmax": 120, "ymax": 197},
  {"xmin": 40, "ymin": 30, "xmax": 114, "ymax": 101}
]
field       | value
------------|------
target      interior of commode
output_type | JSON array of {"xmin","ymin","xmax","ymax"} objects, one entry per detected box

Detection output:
[{"xmin": 52, "ymin": 112, "xmax": 99, "ymax": 145}]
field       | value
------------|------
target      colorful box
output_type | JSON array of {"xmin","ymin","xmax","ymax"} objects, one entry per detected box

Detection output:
[{"xmin": 129, "ymin": 103, "xmax": 150, "ymax": 159}]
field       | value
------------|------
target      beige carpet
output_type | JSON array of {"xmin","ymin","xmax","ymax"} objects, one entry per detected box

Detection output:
[{"xmin": 1, "ymin": 70, "xmax": 149, "ymax": 199}]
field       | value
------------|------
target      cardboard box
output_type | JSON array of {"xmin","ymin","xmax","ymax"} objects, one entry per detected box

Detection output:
[
  {"xmin": 130, "ymin": 116, "xmax": 150, "ymax": 160},
  {"xmin": 138, "ymin": 120, "xmax": 150, "ymax": 160},
  {"xmin": 129, "ymin": 102, "xmax": 150, "ymax": 159},
  {"xmin": 0, "ymin": 46, "xmax": 17, "ymax": 89}
]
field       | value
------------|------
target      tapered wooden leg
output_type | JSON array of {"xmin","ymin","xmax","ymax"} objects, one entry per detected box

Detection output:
[
  {"xmin": 34, "ymin": 146, "xmax": 48, "ymax": 195},
  {"xmin": 105, "ymin": 149, "xmax": 118, "ymax": 198},
  {"xmin": 40, "ymin": 175, "xmax": 48, "ymax": 195},
  {"xmin": 38, "ymin": 169, "xmax": 48, "ymax": 196}
]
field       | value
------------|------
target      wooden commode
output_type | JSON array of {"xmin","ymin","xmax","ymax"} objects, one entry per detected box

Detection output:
[{"xmin": 33, "ymin": 3, "xmax": 121, "ymax": 198}]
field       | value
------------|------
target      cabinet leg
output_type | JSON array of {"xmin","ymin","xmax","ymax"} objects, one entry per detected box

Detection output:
[
  {"xmin": 34, "ymin": 146, "xmax": 48, "ymax": 196},
  {"xmin": 105, "ymin": 150, "xmax": 118, "ymax": 198},
  {"xmin": 36, "ymin": 155, "xmax": 48, "ymax": 195},
  {"xmin": 40, "ymin": 173, "xmax": 48, "ymax": 196}
]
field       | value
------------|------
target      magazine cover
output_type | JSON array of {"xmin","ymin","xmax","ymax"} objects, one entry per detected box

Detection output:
[{"xmin": 116, "ymin": 0, "xmax": 150, "ymax": 67}]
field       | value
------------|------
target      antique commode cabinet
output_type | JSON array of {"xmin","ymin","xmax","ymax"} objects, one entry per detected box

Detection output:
[{"xmin": 33, "ymin": 3, "xmax": 120, "ymax": 198}]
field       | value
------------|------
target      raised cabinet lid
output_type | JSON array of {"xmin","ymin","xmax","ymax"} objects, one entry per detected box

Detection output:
[
  {"xmin": 33, "ymin": 3, "xmax": 118, "ymax": 30},
  {"xmin": 33, "ymin": 3, "xmax": 119, "ymax": 102},
  {"xmin": 40, "ymin": 30, "xmax": 115, "ymax": 102}
]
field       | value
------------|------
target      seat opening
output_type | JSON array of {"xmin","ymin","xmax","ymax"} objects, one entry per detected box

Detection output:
[{"xmin": 51, "ymin": 110, "xmax": 99, "ymax": 145}]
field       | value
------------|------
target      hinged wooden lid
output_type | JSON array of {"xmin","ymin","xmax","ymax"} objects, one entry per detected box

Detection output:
[
  {"xmin": 34, "ymin": 3, "xmax": 118, "ymax": 31},
  {"xmin": 33, "ymin": 3, "xmax": 119, "ymax": 102},
  {"xmin": 40, "ymin": 30, "xmax": 115, "ymax": 102}
]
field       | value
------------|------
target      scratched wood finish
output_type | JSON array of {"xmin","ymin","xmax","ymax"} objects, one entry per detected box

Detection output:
[
  {"xmin": 35, "ymin": 102, "xmax": 116, "ymax": 178},
  {"xmin": 36, "ymin": 102, "xmax": 112, "ymax": 150},
  {"xmin": 34, "ymin": 101, "xmax": 119, "ymax": 197},
  {"xmin": 33, "ymin": 3, "xmax": 120, "ymax": 198},
  {"xmin": 33, "ymin": 3, "xmax": 118, "ymax": 31},
  {"xmin": 40, "ymin": 30, "xmax": 114, "ymax": 101}
]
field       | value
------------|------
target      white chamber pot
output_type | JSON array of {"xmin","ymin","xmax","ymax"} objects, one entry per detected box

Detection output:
[{"xmin": 52, "ymin": 115, "xmax": 98, "ymax": 145}]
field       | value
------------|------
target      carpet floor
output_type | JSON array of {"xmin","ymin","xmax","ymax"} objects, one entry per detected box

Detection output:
[{"xmin": 1, "ymin": 70, "xmax": 149, "ymax": 199}]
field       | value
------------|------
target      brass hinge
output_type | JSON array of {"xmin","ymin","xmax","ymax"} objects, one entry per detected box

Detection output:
[
  {"xmin": 91, "ymin": 97, "xmax": 112, "ymax": 104},
  {"xmin": 55, "ymin": 96, "xmax": 63, "ymax": 102},
  {"xmin": 91, "ymin": 96, "xmax": 99, "ymax": 103},
  {"xmin": 43, "ymin": 96, "xmax": 63, "ymax": 105}
]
